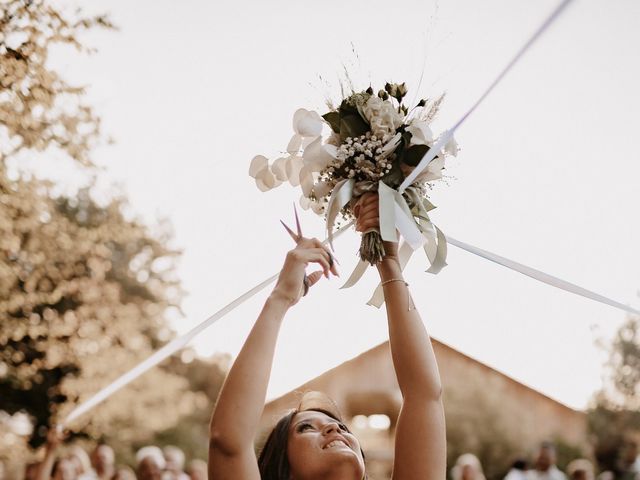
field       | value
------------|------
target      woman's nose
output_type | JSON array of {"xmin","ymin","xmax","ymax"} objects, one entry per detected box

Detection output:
[{"xmin": 321, "ymin": 422, "xmax": 341, "ymax": 435}]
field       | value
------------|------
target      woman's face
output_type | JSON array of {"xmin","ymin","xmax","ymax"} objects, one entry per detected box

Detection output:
[{"xmin": 286, "ymin": 410, "xmax": 365, "ymax": 480}]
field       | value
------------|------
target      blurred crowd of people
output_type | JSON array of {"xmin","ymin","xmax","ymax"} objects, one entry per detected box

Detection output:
[
  {"xmin": 0, "ymin": 436, "xmax": 206, "ymax": 480},
  {"xmin": 3, "ymin": 437, "xmax": 640, "ymax": 480},
  {"xmin": 452, "ymin": 441, "xmax": 640, "ymax": 480}
]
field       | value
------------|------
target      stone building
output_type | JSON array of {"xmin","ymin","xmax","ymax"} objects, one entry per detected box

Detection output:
[{"xmin": 260, "ymin": 339, "xmax": 588, "ymax": 479}]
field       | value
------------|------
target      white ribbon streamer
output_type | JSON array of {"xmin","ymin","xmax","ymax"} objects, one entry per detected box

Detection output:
[
  {"xmin": 326, "ymin": 179, "xmax": 355, "ymax": 248},
  {"xmin": 400, "ymin": 0, "xmax": 576, "ymax": 192},
  {"xmin": 378, "ymin": 181, "xmax": 398, "ymax": 242},
  {"xmin": 61, "ymin": 222, "xmax": 354, "ymax": 428},
  {"xmin": 446, "ymin": 236, "xmax": 640, "ymax": 316}
]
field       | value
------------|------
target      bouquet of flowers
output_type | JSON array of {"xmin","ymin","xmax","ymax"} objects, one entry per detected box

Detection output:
[{"xmin": 250, "ymin": 82, "xmax": 458, "ymax": 271}]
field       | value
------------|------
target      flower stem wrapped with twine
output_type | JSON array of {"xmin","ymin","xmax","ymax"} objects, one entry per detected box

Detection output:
[{"xmin": 359, "ymin": 230, "xmax": 386, "ymax": 265}]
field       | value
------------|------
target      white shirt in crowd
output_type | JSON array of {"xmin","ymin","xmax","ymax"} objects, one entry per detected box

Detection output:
[
  {"xmin": 504, "ymin": 468, "xmax": 529, "ymax": 480},
  {"xmin": 527, "ymin": 466, "xmax": 568, "ymax": 480}
]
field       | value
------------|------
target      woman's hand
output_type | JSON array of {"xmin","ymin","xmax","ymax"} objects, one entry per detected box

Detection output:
[
  {"xmin": 353, "ymin": 193, "xmax": 399, "ymax": 261},
  {"xmin": 271, "ymin": 237, "xmax": 338, "ymax": 306},
  {"xmin": 45, "ymin": 426, "xmax": 65, "ymax": 450}
]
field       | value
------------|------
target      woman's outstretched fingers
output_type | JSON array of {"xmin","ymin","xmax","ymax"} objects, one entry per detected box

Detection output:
[
  {"xmin": 306, "ymin": 270, "xmax": 324, "ymax": 288},
  {"xmin": 311, "ymin": 239, "xmax": 339, "ymax": 277},
  {"xmin": 299, "ymin": 248, "xmax": 331, "ymax": 278}
]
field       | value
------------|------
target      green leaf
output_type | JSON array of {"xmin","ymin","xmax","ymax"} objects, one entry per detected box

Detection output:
[
  {"xmin": 322, "ymin": 112, "xmax": 340, "ymax": 134},
  {"xmin": 381, "ymin": 162, "xmax": 404, "ymax": 189},
  {"xmin": 401, "ymin": 131, "xmax": 412, "ymax": 148},
  {"xmin": 340, "ymin": 114, "xmax": 369, "ymax": 142},
  {"xmin": 403, "ymin": 144, "xmax": 430, "ymax": 167}
]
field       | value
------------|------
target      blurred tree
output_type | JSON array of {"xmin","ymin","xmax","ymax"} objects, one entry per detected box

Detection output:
[
  {"xmin": 0, "ymin": 0, "xmax": 205, "ymax": 465},
  {"xmin": 607, "ymin": 316, "xmax": 640, "ymax": 408},
  {"xmin": 588, "ymin": 315, "xmax": 640, "ymax": 473},
  {"xmin": 146, "ymin": 353, "xmax": 231, "ymax": 464},
  {"xmin": 444, "ymin": 375, "xmax": 586, "ymax": 480},
  {"xmin": 1, "ymin": 0, "xmax": 113, "ymax": 167},
  {"xmin": 0, "ymin": 174, "xmax": 199, "ymax": 449},
  {"xmin": 444, "ymin": 381, "xmax": 522, "ymax": 480}
]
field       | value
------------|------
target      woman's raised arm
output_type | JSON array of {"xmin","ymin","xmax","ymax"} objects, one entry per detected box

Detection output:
[
  {"xmin": 208, "ymin": 237, "xmax": 336, "ymax": 480},
  {"xmin": 355, "ymin": 193, "xmax": 446, "ymax": 480}
]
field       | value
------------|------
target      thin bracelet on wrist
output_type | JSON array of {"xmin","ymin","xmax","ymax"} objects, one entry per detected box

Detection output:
[{"xmin": 380, "ymin": 278, "xmax": 408, "ymax": 287}]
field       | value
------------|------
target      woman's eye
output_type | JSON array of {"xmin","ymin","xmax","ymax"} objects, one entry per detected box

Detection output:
[
  {"xmin": 338, "ymin": 423, "xmax": 349, "ymax": 432},
  {"xmin": 297, "ymin": 423, "xmax": 313, "ymax": 432}
]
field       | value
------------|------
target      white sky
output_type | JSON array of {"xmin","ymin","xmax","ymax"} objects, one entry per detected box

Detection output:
[{"xmin": 39, "ymin": 0, "xmax": 639, "ymax": 410}]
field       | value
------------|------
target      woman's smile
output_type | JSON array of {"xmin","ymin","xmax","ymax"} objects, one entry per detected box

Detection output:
[{"xmin": 323, "ymin": 439, "xmax": 350, "ymax": 450}]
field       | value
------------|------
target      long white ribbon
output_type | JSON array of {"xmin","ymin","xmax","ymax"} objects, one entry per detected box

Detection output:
[
  {"xmin": 61, "ymin": 222, "xmax": 354, "ymax": 428},
  {"xmin": 400, "ymin": 0, "xmax": 576, "ymax": 192},
  {"xmin": 446, "ymin": 236, "xmax": 640, "ymax": 316}
]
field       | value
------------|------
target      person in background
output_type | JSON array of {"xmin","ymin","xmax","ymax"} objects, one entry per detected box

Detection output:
[
  {"xmin": 51, "ymin": 458, "xmax": 77, "ymax": 480},
  {"xmin": 527, "ymin": 442, "xmax": 567, "ymax": 480},
  {"xmin": 566, "ymin": 459, "xmax": 594, "ymax": 480},
  {"xmin": 135, "ymin": 446, "xmax": 165, "ymax": 480},
  {"xmin": 162, "ymin": 446, "xmax": 189, "ymax": 480},
  {"xmin": 185, "ymin": 460, "xmax": 206, "ymax": 480},
  {"xmin": 505, "ymin": 459, "xmax": 529, "ymax": 480},
  {"xmin": 617, "ymin": 439, "xmax": 640, "ymax": 480},
  {"xmin": 112, "ymin": 465, "xmax": 136, "ymax": 480},
  {"xmin": 451, "ymin": 453, "xmax": 487, "ymax": 480},
  {"xmin": 25, "ymin": 461, "xmax": 41, "ymax": 480},
  {"xmin": 37, "ymin": 428, "xmax": 68, "ymax": 480},
  {"xmin": 68, "ymin": 446, "xmax": 95, "ymax": 480},
  {"xmin": 89, "ymin": 445, "xmax": 114, "ymax": 480}
]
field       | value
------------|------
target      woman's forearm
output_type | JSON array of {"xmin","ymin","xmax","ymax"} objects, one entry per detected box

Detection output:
[
  {"xmin": 377, "ymin": 258, "xmax": 442, "ymax": 400},
  {"xmin": 209, "ymin": 293, "xmax": 290, "ymax": 454},
  {"xmin": 36, "ymin": 443, "xmax": 57, "ymax": 480}
]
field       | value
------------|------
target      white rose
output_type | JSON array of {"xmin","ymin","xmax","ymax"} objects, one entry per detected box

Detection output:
[{"xmin": 362, "ymin": 97, "xmax": 404, "ymax": 139}]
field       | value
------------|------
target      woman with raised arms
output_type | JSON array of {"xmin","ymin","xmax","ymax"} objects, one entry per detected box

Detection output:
[{"xmin": 208, "ymin": 193, "xmax": 446, "ymax": 480}]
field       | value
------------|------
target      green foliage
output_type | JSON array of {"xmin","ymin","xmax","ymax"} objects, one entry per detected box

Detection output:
[
  {"xmin": 146, "ymin": 354, "xmax": 230, "ymax": 464},
  {"xmin": 0, "ymin": 174, "xmax": 193, "ymax": 450},
  {"xmin": 444, "ymin": 385, "xmax": 521, "ymax": 480},
  {"xmin": 334, "ymin": 100, "xmax": 370, "ymax": 143},
  {"xmin": 0, "ymin": 0, "xmax": 114, "ymax": 167},
  {"xmin": 322, "ymin": 112, "xmax": 340, "ymax": 134},
  {"xmin": 339, "ymin": 115, "xmax": 369, "ymax": 142},
  {"xmin": 0, "ymin": 1, "xmax": 217, "ymax": 472},
  {"xmin": 609, "ymin": 317, "xmax": 640, "ymax": 403},
  {"xmin": 588, "ymin": 315, "xmax": 640, "ymax": 472},
  {"xmin": 553, "ymin": 437, "xmax": 587, "ymax": 471},
  {"xmin": 403, "ymin": 144, "xmax": 430, "ymax": 167}
]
